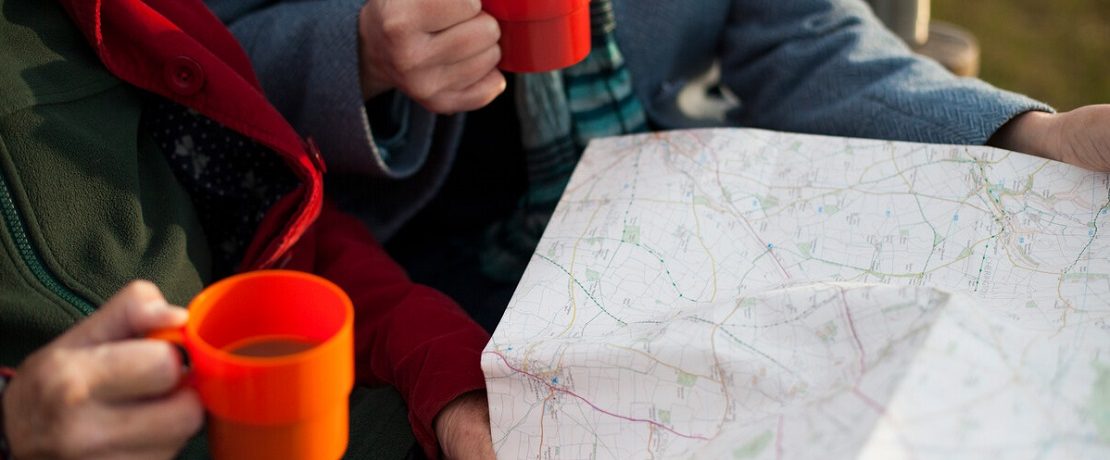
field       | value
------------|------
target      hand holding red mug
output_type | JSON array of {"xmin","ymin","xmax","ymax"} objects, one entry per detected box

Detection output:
[{"xmin": 358, "ymin": 0, "xmax": 506, "ymax": 114}]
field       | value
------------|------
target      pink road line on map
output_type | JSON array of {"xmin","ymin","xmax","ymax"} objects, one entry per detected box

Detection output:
[
  {"xmin": 486, "ymin": 351, "xmax": 712, "ymax": 441},
  {"xmin": 839, "ymin": 287, "xmax": 867, "ymax": 375},
  {"xmin": 852, "ymin": 387, "xmax": 886, "ymax": 415}
]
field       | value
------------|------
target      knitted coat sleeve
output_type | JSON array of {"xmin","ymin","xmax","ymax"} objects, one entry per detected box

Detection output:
[
  {"xmin": 205, "ymin": 0, "xmax": 469, "ymax": 240},
  {"xmin": 204, "ymin": 0, "xmax": 438, "ymax": 179},
  {"xmin": 719, "ymin": 0, "xmax": 1052, "ymax": 145}
]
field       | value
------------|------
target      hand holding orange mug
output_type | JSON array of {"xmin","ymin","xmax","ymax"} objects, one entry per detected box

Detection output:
[
  {"xmin": 1, "ymin": 282, "xmax": 202, "ymax": 459},
  {"xmin": 150, "ymin": 270, "xmax": 354, "ymax": 460}
]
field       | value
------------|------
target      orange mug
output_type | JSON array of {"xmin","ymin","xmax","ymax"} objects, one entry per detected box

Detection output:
[
  {"xmin": 150, "ymin": 270, "xmax": 354, "ymax": 460},
  {"xmin": 482, "ymin": 0, "xmax": 591, "ymax": 73}
]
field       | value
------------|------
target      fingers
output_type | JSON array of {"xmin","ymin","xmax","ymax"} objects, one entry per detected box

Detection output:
[
  {"xmin": 5, "ymin": 345, "xmax": 201, "ymax": 460},
  {"xmin": 443, "ymin": 46, "xmax": 503, "ymax": 92},
  {"xmin": 360, "ymin": 0, "xmax": 503, "ymax": 111},
  {"xmin": 399, "ymin": 44, "xmax": 505, "ymax": 114},
  {"xmin": 423, "ymin": 69, "xmax": 507, "ymax": 114},
  {"xmin": 101, "ymin": 389, "xmax": 204, "ymax": 452},
  {"xmin": 408, "ymin": 0, "xmax": 483, "ymax": 32},
  {"xmin": 73, "ymin": 389, "xmax": 203, "ymax": 459},
  {"xmin": 86, "ymin": 339, "xmax": 185, "ymax": 402},
  {"xmin": 4, "ymin": 281, "xmax": 195, "ymax": 460},
  {"xmin": 58, "ymin": 281, "xmax": 188, "ymax": 347},
  {"xmin": 429, "ymin": 12, "xmax": 501, "ymax": 65}
]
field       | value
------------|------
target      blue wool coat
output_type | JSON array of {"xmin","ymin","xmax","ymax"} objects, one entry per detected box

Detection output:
[{"xmin": 206, "ymin": 0, "xmax": 1049, "ymax": 239}]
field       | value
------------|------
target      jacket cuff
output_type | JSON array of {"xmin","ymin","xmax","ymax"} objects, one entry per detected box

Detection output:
[
  {"xmin": 296, "ymin": 0, "xmax": 435, "ymax": 179},
  {"xmin": 288, "ymin": 0, "xmax": 437, "ymax": 179},
  {"xmin": 979, "ymin": 99, "xmax": 1055, "ymax": 146},
  {"xmin": 365, "ymin": 90, "xmax": 424, "ymax": 170},
  {"xmin": 224, "ymin": 0, "xmax": 436, "ymax": 179},
  {"xmin": 399, "ymin": 329, "xmax": 489, "ymax": 459},
  {"xmin": 862, "ymin": 78, "xmax": 1055, "ymax": 146}
]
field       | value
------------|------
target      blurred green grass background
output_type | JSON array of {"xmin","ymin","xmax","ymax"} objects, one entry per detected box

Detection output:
[{"xmin": 932, "ymin": 0, "xmax": 1109, "ymax": 110}]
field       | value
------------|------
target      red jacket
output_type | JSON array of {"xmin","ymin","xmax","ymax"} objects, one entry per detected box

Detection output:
[{"xmin": 55, "ymin": 0, "xmax": 490, "ymax": 456}]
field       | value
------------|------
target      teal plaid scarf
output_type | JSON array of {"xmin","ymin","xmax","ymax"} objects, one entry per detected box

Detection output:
[{"xmin": 480, "ymin": 0, "xmax": 648, "ymax": 282}]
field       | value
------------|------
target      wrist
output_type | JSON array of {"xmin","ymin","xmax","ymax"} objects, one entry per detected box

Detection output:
[
  {"xmin": 357, "ymin": 4, "xmax": 393, "ymax": 101},
  {"xmin": 987, "ymin": 110, "xmax": 1062, "ymax": 161},
  {"xmin": 434, "ymin": 390, "xmax": 492, "ymax": 459},
  {"xmin": 433, "ymin": 390, "xmax": 485, "ymax": 439}
]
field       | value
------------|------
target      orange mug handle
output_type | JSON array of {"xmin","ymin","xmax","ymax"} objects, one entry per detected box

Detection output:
[
  {"xmin": 147, "ymin": 327, "xmax": 191, "ymax": 375},
  {"xmin": 148, "ymin": 326, "xmax": 186, "ymax": 344}
]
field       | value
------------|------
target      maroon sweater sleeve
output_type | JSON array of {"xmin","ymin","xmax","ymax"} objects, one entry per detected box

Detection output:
[{"xmin": 286, "ymin": 203, "xmax": 490, "ymax": 458}]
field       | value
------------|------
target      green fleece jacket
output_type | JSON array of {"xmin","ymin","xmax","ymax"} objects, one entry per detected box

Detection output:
[{"xmin": 0, "ymin": 0, "xmax": 211, "ymax": 366}]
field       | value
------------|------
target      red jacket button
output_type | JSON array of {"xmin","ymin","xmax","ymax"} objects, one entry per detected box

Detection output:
[{"xmin": 164, "ymin": 56, "xmax": 205, "ymax": 96}]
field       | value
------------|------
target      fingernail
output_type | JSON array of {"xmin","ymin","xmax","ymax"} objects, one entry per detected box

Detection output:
[
  {"xmin": 164, "ymin": 305, "xmax": 189, "ymax": 323},
  {"xmin": 143, "ymin": 300, "xmax": 186, "ymax": 321},
  {"xmin": 140, "ymin": 299, "xmax": 167, "ymax": 314}
]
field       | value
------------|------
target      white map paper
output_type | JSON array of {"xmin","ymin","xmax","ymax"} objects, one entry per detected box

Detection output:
[{"xmin": 482, "ymin": 129, "xmax": 1110, "ymax": 459}]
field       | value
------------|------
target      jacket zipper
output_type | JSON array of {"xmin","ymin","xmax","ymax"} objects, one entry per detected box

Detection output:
[{"xmin": 0, "ymin": 171, "xmax": 95, "ymax": 316}]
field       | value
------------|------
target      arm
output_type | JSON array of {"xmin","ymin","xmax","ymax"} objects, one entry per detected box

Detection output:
[
  {"xmin": 205, "ymin": 0, "xmax": 502, "ymax": 178},
  {"xmin": 292, "ymin": 203, "xmax": 492, "ymax": 458},
  {"xmin": 718, "ymin": 0, "xmax": 1052, "ymax": 145},
  {"xmin": 987, "ymin": 105, "xmax": 1110, "ymax": 171},
  {"xmin": 205, "ymin": 0, "xmax": 434, "ymax": 178}
]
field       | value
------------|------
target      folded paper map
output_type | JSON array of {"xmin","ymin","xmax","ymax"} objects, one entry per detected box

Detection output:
[{"xmin": 482, "ymin": 129, "xmax": 1110, "ymax": 459}]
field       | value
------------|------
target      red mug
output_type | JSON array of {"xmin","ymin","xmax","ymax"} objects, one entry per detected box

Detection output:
[{"xmin": 482, "ymin": 0, "xmax": 592, "ymax": 73}]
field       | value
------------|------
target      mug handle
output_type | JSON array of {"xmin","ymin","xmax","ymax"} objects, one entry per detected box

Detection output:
[
  {"xmin": 148, "ymin": 326, "xmax": 185, "ymax": 343},
  {"xmin": 147, "ymin": 327, "xmax": 192, "ymax": 375}
]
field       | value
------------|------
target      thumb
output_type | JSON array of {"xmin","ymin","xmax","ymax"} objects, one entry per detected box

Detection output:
[{"xmin": 57, "ymin": 280, "xmax": 188, "ymax": 348}]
